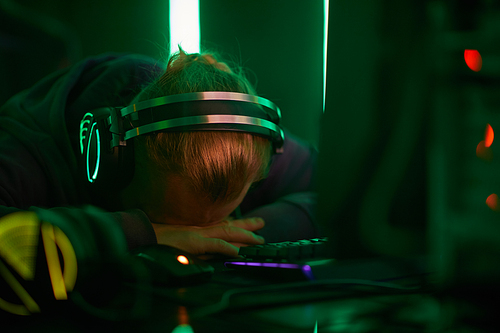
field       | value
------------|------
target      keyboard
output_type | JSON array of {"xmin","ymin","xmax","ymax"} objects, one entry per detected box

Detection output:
[
  {"xmin": 237, "ymin": 237, "xmax": 329, "ymax": 262},
  {"xmin": 224, "ymin": 237, "xmax": 427, "ymax": 285},
  {"xmin": 223, "ymin": 237, "xmax": 331, "ymax": 281}
]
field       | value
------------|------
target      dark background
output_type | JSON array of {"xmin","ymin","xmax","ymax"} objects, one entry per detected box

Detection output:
[{"xmin": 0, "ymin": 0, "xmax": 324, "ymax": 146}]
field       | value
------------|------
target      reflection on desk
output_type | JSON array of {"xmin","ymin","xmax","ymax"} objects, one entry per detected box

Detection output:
[{"xmin": 2, "ymin": 258, "xmax": 498, "ymax": 332}]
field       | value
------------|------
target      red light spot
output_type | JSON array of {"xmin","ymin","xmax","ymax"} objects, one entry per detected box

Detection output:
[
  {"xmin": 485, "ymin": 124, "xmax": 494, "ymax": 147},
  {"xmin": 177, "ymin": 306, "xmax": 189, "ymax": 325},
  {"xmin": 177, "ymin": 255, "xmax": 190, "ymax": 265},
  {"xmin": 464, "ymin": 50, "xmax": 482, "ymax": 72},
  {"xmin": 476, "ymin": 140, "xmax": 493, "ymax": 162},
  {"xmin": 486, "ymin": 194, "xmax": 499, "ymax": 211}
]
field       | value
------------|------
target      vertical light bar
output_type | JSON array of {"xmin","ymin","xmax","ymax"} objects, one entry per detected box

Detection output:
[
  {"xmin": 323, "ymin": 0, "xmax": 329, "ymax": 112},
  {"xmin": 169, "ymin": 0, "xmax": 200, "ymax": 55}
]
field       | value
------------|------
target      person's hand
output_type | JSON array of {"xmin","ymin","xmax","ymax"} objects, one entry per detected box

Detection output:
[{"xmin": 151, "ymin": 217, "xmax": 265, "ymax": 257}]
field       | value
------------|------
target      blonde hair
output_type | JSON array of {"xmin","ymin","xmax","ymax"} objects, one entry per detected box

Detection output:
[{"xmin": 133, "ymin": 49, "xmax": 272, "ymax": 204}]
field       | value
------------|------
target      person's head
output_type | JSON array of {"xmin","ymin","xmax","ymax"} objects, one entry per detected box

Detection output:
[{"xmin": 120, "ymin": 49, "xmax": 272, "ymax": 225}]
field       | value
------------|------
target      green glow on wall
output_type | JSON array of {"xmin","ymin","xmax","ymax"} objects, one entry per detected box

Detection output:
[
  {"xmin": 323, "ymin": 0, "xmax": 329, "ymax": 112},
  {"xmin": 169, "ymin": 0, "xmax": 200, "ymax": 55}
]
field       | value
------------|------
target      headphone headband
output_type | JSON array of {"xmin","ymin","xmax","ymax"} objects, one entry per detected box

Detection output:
[
  {"xmin": 114, "ymin": 91, "xmax": 284, "ymax": 151},
  {"xmin": 120, "ymin": 91, "xmax": 281, "ymax": 119}
]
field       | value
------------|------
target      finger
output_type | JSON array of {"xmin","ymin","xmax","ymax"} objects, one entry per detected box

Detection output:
[
  {"xmin": 223, "ymin": 217, "xmax": 265, "ymax": 231},
  {"xmin": 229, "ymin": 242, "xmax": 252, "ymax": 248},
  {"xmin": 200, "ymin": 238, "xmax": 240, "ymax": 257},
  {"xmin": 202, "ymin": 225, "xmax": 265, "ymax": 245}
]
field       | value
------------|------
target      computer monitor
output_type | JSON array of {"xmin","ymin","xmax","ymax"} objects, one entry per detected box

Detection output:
[{"xmin": 316, "ymin": 0, "xmax": 430, "ymax": 261}]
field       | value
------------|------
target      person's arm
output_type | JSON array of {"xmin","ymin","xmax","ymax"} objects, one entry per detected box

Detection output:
[
  {"xmin": 0, "ymin": 54, "xmax": 162, "ymax": 253},
  {"xmin": 151, "ymin": 217, "xmax": 265, "ymax": 257},
  {"xmin": 239, "ymin": 130, "xmax": 318, "ymax": 242}
]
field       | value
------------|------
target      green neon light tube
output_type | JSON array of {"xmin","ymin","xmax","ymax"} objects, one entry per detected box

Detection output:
[
  {"xmin": 323, "ymin": 0, "xmax": 329, "ymax": 112},
  {"xmin": 169, "ymin": 0, "xmax": 200, "ymax": 54}
]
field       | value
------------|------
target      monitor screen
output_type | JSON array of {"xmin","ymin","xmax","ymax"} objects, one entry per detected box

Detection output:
[{"xmin": 316, "ymin": 0, "xmax": 430, "ymax": 261}]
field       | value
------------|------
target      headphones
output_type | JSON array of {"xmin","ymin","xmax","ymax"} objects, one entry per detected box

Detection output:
[{"xmin": 79, "ymin": 91, "xmax": 284, "ymax": 187}]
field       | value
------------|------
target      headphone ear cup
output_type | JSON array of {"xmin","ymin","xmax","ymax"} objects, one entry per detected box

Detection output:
[
  {"xmin": 86, "ymin": 122, "xmax": 100, "ymax": 184},
  {"xmin": 86, "ymin": 133, "xmax": 135, "ymax": 193},
  {"xmin": 81, "ymin": 110, "xmax": 110, "ymax": 185},
  {"xmin": 80, "ymin": 109, "xmax": 135, "ymax": 193}
]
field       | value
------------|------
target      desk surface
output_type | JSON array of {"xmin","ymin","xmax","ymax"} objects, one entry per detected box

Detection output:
[{"xmin": 3, "ymin": 262, "xmax": 495, "ymax": 333}]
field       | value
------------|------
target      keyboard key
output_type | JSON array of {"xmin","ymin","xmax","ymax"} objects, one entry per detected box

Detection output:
[
  {"xmin": 238, "ymin": 237, "xmax": 329, "ymax": 261},
  {"xmin": 257, "ymin": 247, "xmax": 280, "ymax": 257},
  {"xmin": 239, "ymin": 246, "xmax": 259, "ymax": 256}
]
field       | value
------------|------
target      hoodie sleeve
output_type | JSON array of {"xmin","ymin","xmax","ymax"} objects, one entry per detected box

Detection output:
[
  {"xmin": 239, "ymin": 130, "xmax": 319, "ymax": 242},
  {"xmin": 0, "ymin": 54, "xmax": 162, "ymax": 251}
]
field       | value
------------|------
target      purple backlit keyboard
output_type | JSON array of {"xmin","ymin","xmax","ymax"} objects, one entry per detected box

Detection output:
[
  {"xmin": 223, "ymin": 237, "xmax": 331, "ymax": 281},
  {"xmin": 237, "ymin": 237, "xmax": 329, "ymax": 262}
]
